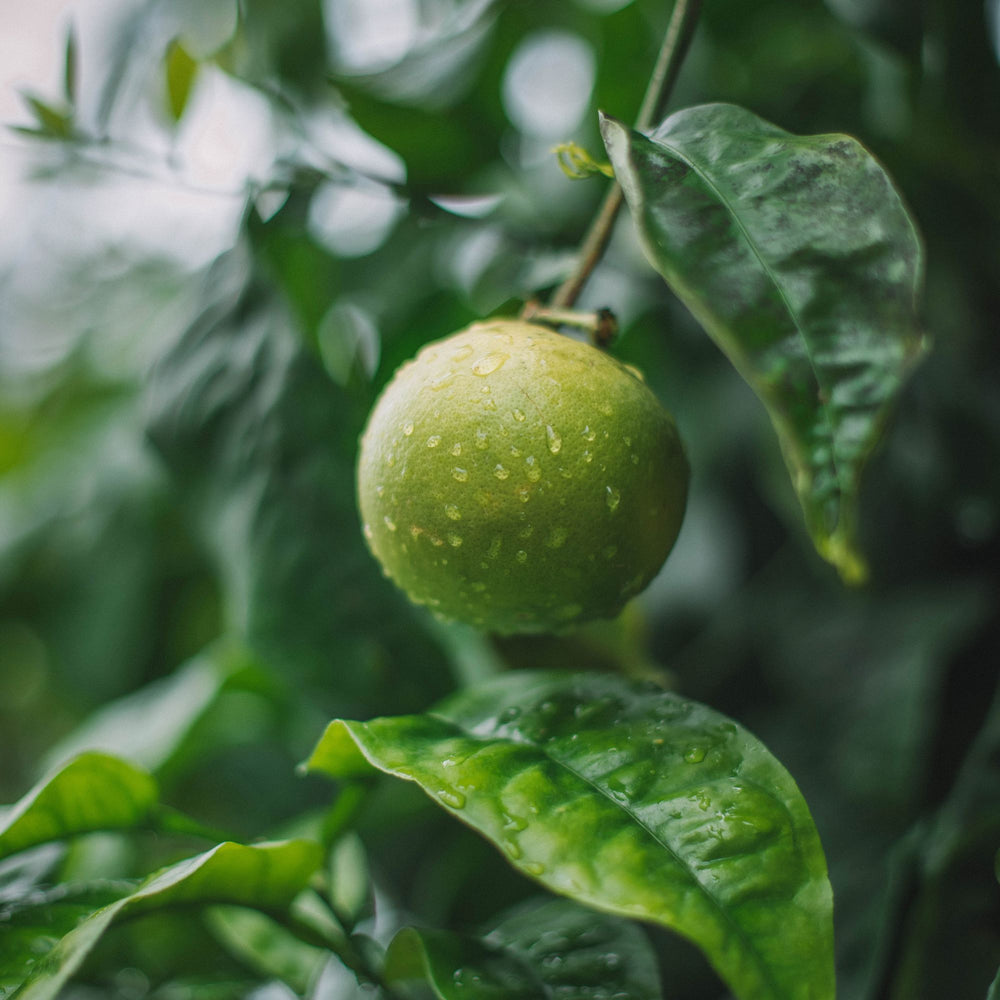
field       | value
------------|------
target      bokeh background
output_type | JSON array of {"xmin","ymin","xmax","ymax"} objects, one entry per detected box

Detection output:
[{"xmin": 2, "ymin": 0, "xmax": 999, "ymax": 997}]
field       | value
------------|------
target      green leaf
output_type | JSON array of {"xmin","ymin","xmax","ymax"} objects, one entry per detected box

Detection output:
[
  {"xmin": 601, "ymin": 104, "xmax": 927, "ymax": 583},
  {"xmin": 63, "ymin": 24, "xmax": 78, "ymax": 104},
  {"xmin": 206, "ymin": 905, "xmax": 328, "ymax": 992},
  {"xmin": 988, "ymin": 966, "xmax": 1000, "ymax": 1000},
  {"xmin": 165, "ymin": 38, "xmax": 199, "ymax": 122},
  {"xmin": 18, "ymin": 93, "xmax": 75, "ymax": 139},
  {"xmin": 0, "ymin": 754, "xmax": 158, "ymax": 861},
  {"xmin": 385, "ymin": 896, "xmax": 662, "ymax": 998},
  {"xmin": 307, "ymin": 671, "xmax": 834, "ymax": 1000},
  {"xmin": 13, "ymin": 840, "xmax": 321, "ymax": 1000}
]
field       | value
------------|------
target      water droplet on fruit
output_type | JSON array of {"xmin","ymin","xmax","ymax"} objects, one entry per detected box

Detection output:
[
  {"xmin": 516, "ymin": 486, "xmax": 531, "ymax": 503},
  {"xmin": 383, "ymin": 516, "xmax": 397, "ymax": 532},
  {"xmin": 385, "ymin": 453, "xmax": 396, "ymax": 467},
  {"xmin": 599, "ymin": 402, "xmax": 613, "ymax": 416},
  {"xmin": 430, "ymin": 371, "xmax": 458, "ymax": 390},
  {"xmin": 402, "ymin": 421, "xmax": 414, "ymax": 436},
  {"xmin": 583, "ymin": 449, "xmax": 593, "ymax": 463},
  {"xmin": 452, "ymin": 467, "xmax": 469, "ymax": 482},
  {"xmin": 472, "ymin": 353, "xmax": 508, "ymax": 375},
  {"xmin": 362, "ymin": 523, "xmax": 373, "ymax": 540},
  {"xmin": 546, "ymin": 425, "xmax": 562, "ymax": 454},
  {"xmin": 427, "ymin": 435, "xmax": 441, "ymax": 448},
  {"xmin": 519, "ymin": 524, "xmax": 534, "ymax": 540},
  {"xmin": 545, "ymin": 526, "xmax": 568, "ymax": 548},
  {"xmin": 493, "ymin": 464, "xmax": 509, "ymax": 480},
  {"xmin": 475, "ymin": 428, "xmax": 489, "ymax": 449},
  {"xmin": 451, "ymin": 343, "xmax": 474, "ymax": 361},
  {"xmin": 510, "ymin": 444, "xmax": 522, "ymax": 457},
  {"xmin": 448, "ymin": 534, "xmax": 463, "ymax": 547},
  {"xmin": 482, "ymin": 398, "xmax": 497, "ymax": 411},
  {"xmin": 605, "ymin": 486, "xmax": 621, "ymax": 512},
  {"xmin": 451, "ymin": 442, "xmax": 462, "ymax": 456},
  {"xmin": 523, "ymin": 861, "xmax": 545, "ymax": 876},
  {"xmin": 375, "ymin": 484, "xmax": 385, "ymax": 497},
  {"xmin": 512, "ymin": 408, "xmax": 526, "ymax": 422},
  {"xmin": 516, "ymin": 549, "xmax": 528, "ymax": 563},
  {"xmin": 525, "ymin": 456, "xmax": 541, "ymax": 481},
  {"xmin": 603, "ymin": 544, "xmax": 618, "ymax": 559},
  {"xmin": 502, "ymin": 838, "xmax": 522, "ymax": 859},
  {"xmin": 582, "ymin": 425, "xmax": 597, "ymax": 442},
  {"xmin": 445, "ymin": 504, "xmax": 461, "ymax": 521},
  {"xmin": 684, "ymin": 746, "xmax": 707, "ymax": 764},
  {"xmin": 488, "ymin": 537, "xmax": 503, "ymax": 559}
]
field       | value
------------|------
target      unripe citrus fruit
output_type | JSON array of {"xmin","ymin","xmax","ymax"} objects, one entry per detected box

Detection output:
[{"xmin": 356, "ymin": 319, "xmax": 688, "ymax": 634}]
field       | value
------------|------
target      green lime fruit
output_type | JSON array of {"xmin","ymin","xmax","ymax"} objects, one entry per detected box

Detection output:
[{"xmin": 356, "ymin": 319, "xmax": 688, "ymax": 634}]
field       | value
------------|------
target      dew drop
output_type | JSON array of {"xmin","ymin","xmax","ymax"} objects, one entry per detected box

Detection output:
[
  {"xmin": 426, "ymin": 435, "xmax": 442, "ymax": 449},
  {"xmin": 493, "ymin": 464, "xmax": 510, "ymax": 480},
  {"xmin": 525, "ymin": 456, "xmax": 541, "ymax": 482},
  {"xmin": 445, "ymin": 504, "xmax": 462, "ymax": 521},
  {"xmin": 482, "ymin": 398, "xmax": 497, "ymax": 411},
  {"xmin": 409, "ymin": 524, "xmax": 423, "ymax": 538},
  {"xmin": 375, "ymin": 484, "xmax": 385, "ymax": 497},
  {"xmin": 488, "ymin": 537, "xmax": 503, "ymax": 559},
  {"xmin": 452, "ymin": 467, "xmax": 469, "ymax": 482},
  {"xmin": 451, "ymin": 442, "xmax": 462, "ymax": 456},
  {"xmin": 623, "ymin": 435, "xmax": 632, "ymax": 446},
  {"xmin": 545, "ymin": 526, "xmax": 568, "ymax": 549},
  {"xmin": 583, "ymin": 449, "xmax": 593, "ymax": 464},
  {"xmin": 475, "ymin": 428, "xmax": 489, "ymax": 449},
  {"xmin": 471, "ymin": 581, "xmax": 488, "ymax": 593},
  {"xmin": 603, "ymin": 544, "xmax": 618, "ymax": 559},
  {"xmin": 402, "ymin": 421, "xmax": 414, "ymax": 436},
  {"xmin": 582, "ymin": 425, "xmax": 597, "ymax": 442},
  {"xmin": 451, "ymin": 343, "xmax": 474, "ymax": 361},
  {"xmin": 385, "ymin": 453, "xmax": 396, "ymax": 467},
  {"xmin": 519, "ymin": 524, "xmax": 534, "ymax": 540},
  {"xmin": 383, "ymin": 516, "xmax": 397, "ymax": 532},
  {"xmin": 472, "ymin": 353, "xmax": 508, "ymax": 375},
  {"xmin": 599, "ymin": 402, "xmax": 614, "ymax": 416},
  {"xmin": 684, "ymin": 746, "xmax": 707, "ymax": 764},
  {"xmin": 510, "ymin": 444, "xmax": 522, "ymax": 457},
  {"xmin": 502, "ymin": 838, "xmax": 522, "ymax": 860},
  {"xmin": 605, "ymin": 486, "xmax": 621, "ymax": 512},
  {"xmin": 546, "ymin": 425, "xmax": 562, "ymax": 454},
  {"xmin": 523, "ymin": 861, "xmax": 545, "ymax": 876},
  {"xmin": 512, "ymin": 408, "xmax": 526, "ymax": 422},
  {"xmin": 559, "ymin": 467, "xmax": 573, "ymax": 479},
  {"xmin": 516, "ymin": 549, "xmax": 528, "ymax": 563},
  {"xmin": 436, "ymin": 788, "xmax": 466, "ymax": 809},
  {"xmin": 631, "ymin": 454, "xmax": 640, "ymax": 464},
  {"xmin": 362, "ymin": 524, "xmax": 373, "ymax": 540},
  {"xmin": 448, "ymin": 534, "xmax": 464, "ymax": 547},
  {"xmin": 430, "ymin": 371, "xmax": 458, "ymax": 390},
  {"xmin": 516, "ymin": 486, "xmax": 531, "ymax": 503}
]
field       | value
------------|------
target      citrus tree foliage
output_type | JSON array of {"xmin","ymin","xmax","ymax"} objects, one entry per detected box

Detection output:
[{"xmin": 2, "ymin": 1, "xmax": 1000, "ymax": 999}]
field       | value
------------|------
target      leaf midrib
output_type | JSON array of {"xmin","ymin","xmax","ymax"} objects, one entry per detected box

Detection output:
[{"xmin": 424, "ymin": 713, "xmax": 785, "ymax": 1000}]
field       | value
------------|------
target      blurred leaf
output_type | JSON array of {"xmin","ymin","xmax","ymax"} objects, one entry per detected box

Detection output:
[
  {"xmin": 207, "ymin": 905, "xmax": 327, "ymax": 992},
  {"xmin": 0, "ymin": 880, "xmax": 131, "ymax": 994},
  {"xmin": 385, "ymin": 895, "xmax": 662, "ymax": 998},
  {"xmin": 307, "ymin": 670, "xmax": 834, "ymax": 1000},
  {"xmin": 166, "ymin": 39, "xmax": 199, "ymax": 122},
  {"xmin": 12, "ymin": 840, "xmax": 322, "ymax": 1000},
  {"xmin": 17, "ymin": 94, "xmax": 75, "ymax": 140},
  {"xmin": 602, "ymin": 104, "xmax": 927, "ymax": 583},
  {"xmin": 989, "ymin": 965, "xmax": 1000, "ymax": 1000},
  {"xmin": 144, "ymin": 257, "xmax": 451, "ymax": 714},
  {"xmin": 327, "ymin": 832, "xmax": 370, "ymax": 931},
  {"xmin": 41, "ymin": 645, "xmax": 239, "ymax": 775},
  {"xmin": 63, "ymin": 24, "xmax": 77, "ymax": 104},
  {"xmin": 0, "ymin": 754, "xmax": 157, "ymax": 862}
]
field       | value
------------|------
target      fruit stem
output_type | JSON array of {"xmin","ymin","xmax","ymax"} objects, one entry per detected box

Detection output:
[
  {"xmin": 547, "ymin": 0, "xmax": 703, "ymax": 312},
  {"xmin": 521, "ymin": 301, "xmax": 619, "ymax": 346}
]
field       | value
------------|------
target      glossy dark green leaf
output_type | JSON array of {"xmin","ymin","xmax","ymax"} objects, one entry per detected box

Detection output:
[
  {"xmin": 165, "ymin": 39, "xmax": 199, "ymax": 122},
  {"xmin": 307, "ymin": 671, "xmax": 834, "ymax": 1000},
  {"xmin": 0, "ymin": 754, "xmax": 158, "ymax": 861},
  {"xmin": 385, "ymin": 896, "xmax": 662, "ymax": 998},
  {"xmin": 602, "ymin": 104, "xmax": 927, "ymax": 582},
  {"xmin": 13, "ymin": 840, "xmax": 321, "ymax": 1000}
]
